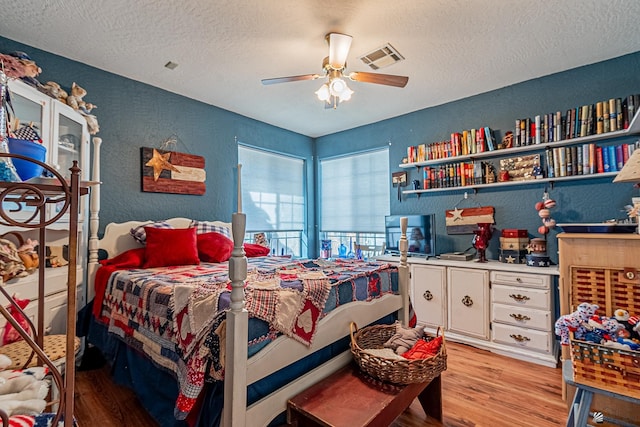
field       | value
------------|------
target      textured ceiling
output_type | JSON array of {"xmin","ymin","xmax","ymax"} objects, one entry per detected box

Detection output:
[{"xmin": 2, "ymin": 0, "xmax": 640, "ymax": 137}]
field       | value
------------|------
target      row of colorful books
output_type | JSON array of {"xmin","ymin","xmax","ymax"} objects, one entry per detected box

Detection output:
[
  {"xmin": 420, "ymin": 161, "xmax": 492, "ymax": 189},
  {"xmin": 406, "ymin": 127, "xmax": 496, "ymax": 163},
  {"xmin": 545, "ymin": 141, "xmax": 639, "ymax": 178},
  {"xmin": 514, "ymin": 94, "xmax": 640, "ymax": 146}
]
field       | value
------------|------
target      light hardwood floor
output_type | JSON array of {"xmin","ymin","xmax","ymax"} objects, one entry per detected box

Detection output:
[{"xmin": 74, "ymin": 342, "xmax": 570, "ymax": 427}]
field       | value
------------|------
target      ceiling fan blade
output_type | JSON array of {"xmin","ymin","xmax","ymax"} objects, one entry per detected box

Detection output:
[
  {"xmin": 347, "ymin": 71, "xmax": 408, "ymax": 88},
  {"xmin": 261, "ymin": 74, "xmax": 321, "ymax": 85},
  {"xmin": 328, "ymin": 33, "xmax": 352, "ymax": 69}
]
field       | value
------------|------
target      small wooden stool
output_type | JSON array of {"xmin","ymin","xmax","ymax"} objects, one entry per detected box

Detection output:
[
  {"xmin": 287, "ymin": 363, "xmax": 442, "ymax": 427},
  {"xmin": 563, "ymin": 360, "xmax": 640, "ymax": 427}
]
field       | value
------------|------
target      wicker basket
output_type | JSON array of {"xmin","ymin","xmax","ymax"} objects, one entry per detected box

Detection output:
[
  {"xmin": 570, "ymin": 333, "xmax": 640, "ymax": 399},
  {"xmin": 350, "ymin": 322, "xmax": 447, "ymax": 385}
]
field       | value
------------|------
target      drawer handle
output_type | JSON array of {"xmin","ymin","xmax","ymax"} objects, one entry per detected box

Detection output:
[
  {"xmin": 510, "ymin": 334, "xmax": 531, "ymax": 343},
  {"xmin": 509, "ymin": 313, "xmax": 531, "ymax": 322},
  {"xmin": 516, "ymin": 277, "xmax": 522, "ymax": 283},
  {"xmin": 423, "ymin": 290, "xmax": 433, "ymax": 301},
  {"xmin": 461, "ymin": 295, "xmax": 473, "ymax": 307},
  {"xmin": 509, "ymin": 294, "xmax": 530, "ymax": 302}
]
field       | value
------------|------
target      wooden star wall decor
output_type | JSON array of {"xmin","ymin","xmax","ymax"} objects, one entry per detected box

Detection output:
[{"xmin": 140, "ymin": 147, "xmax": 206, "ymax": 195}]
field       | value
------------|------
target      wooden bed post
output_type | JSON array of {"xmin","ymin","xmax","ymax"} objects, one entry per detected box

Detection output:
[
  {"xmin": 224, "ymin": 164, "xmax": 249, "ymax": 427},
  {"xmin": 398, "ymin": 217, "xmax": 409, "ymax": 326},
  {"xmin": 87, "ymin": 137, "xmax": 102, "ymax": 302},
  {"xmin": 224, "ymin": 212, "xmax": 248, "ymax": 427}
]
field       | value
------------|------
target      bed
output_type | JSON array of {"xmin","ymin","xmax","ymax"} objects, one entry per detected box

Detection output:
[{"xmin": 83, "ymin": 153, "xmax": 411, "ymax": 427}]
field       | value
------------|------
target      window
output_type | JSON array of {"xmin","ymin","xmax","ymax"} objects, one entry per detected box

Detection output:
[
  {"xmin": 319, "ymin": 148, "xmax": 390, "ymax": 257},
  {"xmin": 238, "ymin": 145, "xmax": 305, "ymax": 256}
]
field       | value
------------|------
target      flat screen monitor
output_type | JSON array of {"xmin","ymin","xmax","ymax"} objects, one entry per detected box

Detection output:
[{"xmin": 385, "ymin": 214, "xmax": 436, "ymax": 258}]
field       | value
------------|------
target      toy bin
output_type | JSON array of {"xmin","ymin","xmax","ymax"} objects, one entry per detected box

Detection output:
[
  {"xmin": 7, "ymin": 138, "xmax": 47, "ymax": 180},
  {"xmin": 568, "ymin": 265, "xmax": 640, "ymax": 398},
  {"xmin": 570, "ymin": 333, "xmax": 640, "ymax": 399}
]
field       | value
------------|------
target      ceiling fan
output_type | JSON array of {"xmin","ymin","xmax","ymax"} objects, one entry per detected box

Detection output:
[{"xmin": 261, "ymin": 33, "xmax": 409, "ymax": 108}]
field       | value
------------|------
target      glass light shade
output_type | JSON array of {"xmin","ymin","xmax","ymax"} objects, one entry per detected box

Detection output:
[
  {"xmin": 328, "ymin": 33, "xmax": 352, "ymax": 69},
  {"xmin": 315, "ymin": 84, "xmax": 330, "ymax": 101},
  {"xmin": 329, "ymin": 78, "xmax": 347, "ymax": 97},
  {"xmin": 339, "ymin": 86, "xmax": 353, "ymax": 101}
]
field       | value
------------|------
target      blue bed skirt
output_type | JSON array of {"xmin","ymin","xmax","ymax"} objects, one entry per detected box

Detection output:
[{"xmin": 79, "ymin": 302, "xmax": 395, "ymax": 427}]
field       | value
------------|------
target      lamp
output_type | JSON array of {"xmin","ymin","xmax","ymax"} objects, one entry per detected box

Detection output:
[
  {"xmin": 316, "ymin": 76, "xmax": 353, "ymax": 105},
  {"xmin": 613, "ymin": 147, "xmax": 640, "ymax": 234},
  {"xmin": 316, "ymin": 34, "xmax": 355, "ymax": 107}
]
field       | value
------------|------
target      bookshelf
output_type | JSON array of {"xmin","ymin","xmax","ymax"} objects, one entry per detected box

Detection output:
[{"xmin": 400, "ymin": 108, "xmax": 640, "ymax": 195}]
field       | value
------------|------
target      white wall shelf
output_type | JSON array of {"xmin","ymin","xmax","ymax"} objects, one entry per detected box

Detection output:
[{"xmin": 399, "ymin": 107, "xmax": 640, "ymax": 195}]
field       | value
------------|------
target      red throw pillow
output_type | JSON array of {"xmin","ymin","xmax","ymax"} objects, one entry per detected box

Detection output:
[
  {"xmin": 197, "ymin": 232, "xmax": 234, "ymax": 263},
  {"xmin": 100, "ymin": 247, "xmax": 146, "ymax": 268},
  {"xmin": 143, "ymin": 227, "xmax": 200, "ymax": 268},
  {"xmin": 402, "ymin": 336, "xmax": 443, "ymax": 360},
  {"xmin": 244, "ymin": 243, "xmax": 270, "ymax": 257}
]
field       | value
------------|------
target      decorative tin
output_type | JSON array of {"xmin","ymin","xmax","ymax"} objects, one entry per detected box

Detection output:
[
  {"xmin": 499, "ymin": 237, "xmax": 530, "ymax": 250},
  {"xmin": 501, "ymin": 229, "xmax": 528, "ymax": 238},
  {"xmin": 499, "ymin": 249, "xmax": 528, "ymax": 264},
  {"xmin": 525, "ymin": 253, "xmax": 551, "ymax": 267}
]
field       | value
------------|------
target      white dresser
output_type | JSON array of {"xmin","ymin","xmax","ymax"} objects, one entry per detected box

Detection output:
[{"xmin": 379, "ymin": 255, "xmax": 559, "ymax": 367}]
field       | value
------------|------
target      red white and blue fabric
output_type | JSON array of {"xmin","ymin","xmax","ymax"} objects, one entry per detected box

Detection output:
[
  {"xmin": 12, "ymin": 125, "xmax": 42, "ymax": 144},
  {"xmin": 129, "ymin": 221, "xmax": 173, "ymax": 244},
  {"xmin": 189, "ymin": 220, "xmax": 231, "ymax": 238},
  {"xmin": 95, "ymin": 256, "xmax": 398, "ymax": 420}
]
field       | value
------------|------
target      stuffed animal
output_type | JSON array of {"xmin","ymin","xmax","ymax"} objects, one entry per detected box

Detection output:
[
  {"xmin": 383, "ymin": 321, "xmax": 425, "ymax": 355},
  {"xmin": 65, "ymin": 82, "xmax": 92, "ymax": 112},
  {"xmin": 16, "ymin": 239, "xmax": 38, "ymax": 273},
  {"xmin": 554, "ymin": 302, "xmax": 599, "ymax": 345},
  {"xmin": 39, "ymin": 81, "xmax": 68, "ymax": 103},
  {"xmin": 0, "ymin": 355, "xmax": 49, "ymax": 419}
]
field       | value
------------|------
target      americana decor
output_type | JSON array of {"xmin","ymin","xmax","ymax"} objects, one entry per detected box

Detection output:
[{"xmin": 140, "ymin": 147, "xmax": 206, "ymax": 195}]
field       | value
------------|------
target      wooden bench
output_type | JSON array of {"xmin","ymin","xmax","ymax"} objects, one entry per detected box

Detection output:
[{"xmin": 287, "ymin": 363, "xmax": 442, "ymax": 427}]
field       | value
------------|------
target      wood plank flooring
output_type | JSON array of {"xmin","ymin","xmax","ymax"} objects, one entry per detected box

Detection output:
[{"xmin": 74, "ymin": 342, "xmax": 569, "ymax": 427}]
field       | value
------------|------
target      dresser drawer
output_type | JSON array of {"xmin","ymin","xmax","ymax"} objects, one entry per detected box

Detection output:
[
  {"xmin": 492, "ymin": 323, "xmax": 553, "ymax": 354},
  {"xmin": 492, "ymin": 303, "xmax": 551, "ymax": 331},
  {"xmin": 490, "ymin": 271, "xmax": 549, "ymax": 289},
  {"xmin": 491, "ymin": 284, "xmax": 550, "ymax": 310}
]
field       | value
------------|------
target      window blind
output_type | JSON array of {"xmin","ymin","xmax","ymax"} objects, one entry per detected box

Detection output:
[
  {"xmin": 238, "ymin": 145, "xmax": 305, "ymax": 232},
  {"xmin": 320, "ymin": 148, "xmax": 390, "ymax": 233}
]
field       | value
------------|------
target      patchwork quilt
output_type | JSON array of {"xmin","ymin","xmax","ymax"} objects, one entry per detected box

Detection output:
[{"xmin": 96, "ymin": 256, "xmax": 397, "ymax": 420}]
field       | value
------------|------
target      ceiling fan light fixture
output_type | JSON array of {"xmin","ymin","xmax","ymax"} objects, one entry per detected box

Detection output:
[
  {"xmin": 339, "ymin": 86, "xmax": 353, "ymax": 102},
  {"xmin": 328, "ymin": 33, "xmax": 353, "ymax": 69},
  {"xmin": 329, "ymin": 78, "xmax": 347, "ymax": 96},
  {"xmin": 315, "ymin": 83, "xmax": 330, "ymax": 101}
]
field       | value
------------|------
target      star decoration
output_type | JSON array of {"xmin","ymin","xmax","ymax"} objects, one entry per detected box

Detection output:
[
  {"xmin": 505, "ymin": 255, "xmax": 515, "ymax": 263},
  {"xmin": 527, "ymin": 259, "xmax": 536, "ymax": 266},
  {"xmin": 450, "ymin": 208, "xmax": 464, "ymax": 222},
  {"xmin": 146, "ymin": 148, "xmax": 180, "ymax": 181},
  {"xmin": 538, "ymin": 260, "xmax": 548, "ymax": 267}
]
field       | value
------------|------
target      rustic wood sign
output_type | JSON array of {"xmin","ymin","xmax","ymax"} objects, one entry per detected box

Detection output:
[
  {"xmin": 140, "ymin": 147, "xmax": 206, "ymax": 195},
  {"xmin": 445, "ymin": 206, "xmax": 495, "ymax": 234}
]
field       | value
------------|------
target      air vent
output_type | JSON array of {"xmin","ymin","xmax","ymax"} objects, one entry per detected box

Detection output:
[{"xmin": 359, "ymin": 43, "xmax": 404, "ymax": 70}]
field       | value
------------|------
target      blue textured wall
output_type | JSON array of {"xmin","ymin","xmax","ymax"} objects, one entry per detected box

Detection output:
[
  {"xmin": 3, "ymin": 36, "xmax": 640, "ymax": 262},
  {"xmin": 317, "ymin": 52, "xmax": 640, "ymax": 263},
  {"xmin": 0, "ymin": 37, "xmax": 316, "ymax": 253}
]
